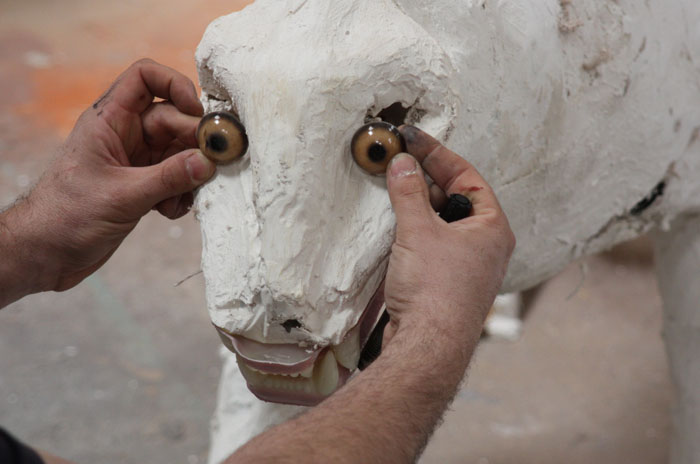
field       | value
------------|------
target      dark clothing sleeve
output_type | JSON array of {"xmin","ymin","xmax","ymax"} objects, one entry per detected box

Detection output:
[{"xmin": 0, "ymin": 428, "xmax": 45, "ymax": 464}]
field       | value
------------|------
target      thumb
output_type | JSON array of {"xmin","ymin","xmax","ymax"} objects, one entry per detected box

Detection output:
[
  {"xmin": 386, "ymin": 153, "xmax": 433, "ymax": 234},
  {"xmin": 126, "ymin": 149, "xmax": 216, "ymax": 213}
]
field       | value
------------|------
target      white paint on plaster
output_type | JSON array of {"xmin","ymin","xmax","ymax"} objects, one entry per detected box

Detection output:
[
  {"xmin": 196, "ymin": 0, "xmax": 700, "ymax": 347},
  {"xmin": 195, "ymin": 1, "xmax": 700, "ymax": 461}
]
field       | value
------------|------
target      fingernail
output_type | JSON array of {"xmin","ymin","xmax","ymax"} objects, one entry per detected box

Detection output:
[
  {"xmin": 388, "ymin": 153, "xmax": 417, "ymax": 178},
  {"xmin": 186, "ymin": 150, "xmax": 216, "ymax": 183}
]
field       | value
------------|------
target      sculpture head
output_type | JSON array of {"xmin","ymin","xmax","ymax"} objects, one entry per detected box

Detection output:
[
  {"xmin": 194, "ymin": 0, "xmax": 457, "ymax": 405},
  {"xmin": 194, "ymin": 0, "xmax": 697, "ymax": 405}
]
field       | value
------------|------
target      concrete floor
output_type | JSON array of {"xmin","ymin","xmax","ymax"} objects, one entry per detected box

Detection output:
[
  {"xmin": 0, "ymin": 1, "xmax": 672, "ymax": 463},
  {"xmin": 422, "ymin": 239, "xmax": 672, "ymax": 464}
]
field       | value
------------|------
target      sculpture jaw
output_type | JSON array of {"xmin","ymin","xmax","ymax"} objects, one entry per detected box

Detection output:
[
  {"xmin": 237, "ymin": 351, "xmax": 353, "ymax": 407},
  {"xmin": 214, "ymin": 283, "xmax": 386, "ymax": 405}
]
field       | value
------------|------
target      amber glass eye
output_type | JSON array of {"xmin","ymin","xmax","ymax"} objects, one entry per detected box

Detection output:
[
  {"xmin": 197, "ymin": 111, "xmax": 249, "ymax": 163},
  {"xmin": 350, "ymin": 122, "xmax": 406, "ymax": 175}
]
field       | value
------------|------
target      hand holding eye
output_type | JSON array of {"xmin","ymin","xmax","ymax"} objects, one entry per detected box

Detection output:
[
  {"xmin": 12, "ymin": 59, "xmax": 216, "ymax": 293},
  {"xmin": 381, "ymin": 126, "xmax": 516, "ymax": 355}
]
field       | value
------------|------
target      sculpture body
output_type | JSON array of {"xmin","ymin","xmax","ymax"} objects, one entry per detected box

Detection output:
[{"xmin": 194, "ymin": 1, "xmax": 700, "ymax": 462}]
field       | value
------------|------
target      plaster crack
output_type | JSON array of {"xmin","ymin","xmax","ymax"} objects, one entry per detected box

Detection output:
[
  {"xmin": 288, "ymin": 0, "xmax": 309, "ymax": 15},
  {"xmin": 687, "ymin": 126, "xmax": 700, "ymax": 150},
  {"xmin": 579, "ymin": 163, "xmax": 677, "ymax": 256},
  {"xmin": 498, "ymin": 164, "xmax": 546, "ymax": 190}
]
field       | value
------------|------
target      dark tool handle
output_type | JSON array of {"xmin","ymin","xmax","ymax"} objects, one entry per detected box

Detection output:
[
  {"xmin": 439, "ymin": 194, "xmax": 473, "ymax": 223},
  {"xmin": 357, "ymin": 311, "xmax": 390, "ymax": 371},
  {"xmin": 357, "ymin": 193, "xmax": 473, "ymax": 370}
]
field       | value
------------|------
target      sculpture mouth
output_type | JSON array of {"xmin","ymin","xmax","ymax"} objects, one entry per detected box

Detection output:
[
  {"xmin": 235, "ymin": 350, "xmax": 353, "ymax": 406},
  {"xmin": 214, "ymin": 283, "xmax": 386, "ymax": 406}
]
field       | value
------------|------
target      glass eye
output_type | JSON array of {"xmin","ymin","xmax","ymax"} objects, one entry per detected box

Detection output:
[
  {"xmin": 197, "ymin": 111, "xmax": 249, "ymax": 163},
  {"xmin": 350, "ymin": 122, "xmax": 406, "ymax": 175}
]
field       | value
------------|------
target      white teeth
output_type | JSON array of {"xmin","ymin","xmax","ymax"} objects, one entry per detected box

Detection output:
[
  {"xmin": 247, "ymin": 365, "xmax": 266, "ymax": 375},
  {"xmin": 236, "ymin": 351, "xmax": 340, "ymax": 400},
  {"xmin": 332, "ymin": 327, "xmax": 360, "ymax": 371},
  {"xmin": 313, "ymin": 351, "xmax": 339, "ymax": 396},
  {"xmin": 245, "ymin": 364, "xmax": 305, "ymax": 377},
  {"xmin": 237, "ymin": 356, "xmax": 323, "ymax": 396}
]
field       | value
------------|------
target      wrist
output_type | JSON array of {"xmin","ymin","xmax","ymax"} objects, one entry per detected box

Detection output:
[
  {"xmin": 391, "ymin": 300, "xmax": 488, "ymax": 361},
  {"xmin": 0, "ymin": 201, "xmax": 56, "ymax": 306},
  {"xmin": 389, "ymin": 317, "xmax": 475, "ymax": 376}
]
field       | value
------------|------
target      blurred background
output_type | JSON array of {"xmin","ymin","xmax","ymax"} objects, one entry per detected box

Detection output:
[{"xmin": 0, "ymin": 1, "xmax": 672, "ymax": 463}]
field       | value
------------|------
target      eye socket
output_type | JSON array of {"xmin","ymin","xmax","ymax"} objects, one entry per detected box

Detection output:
[
  {"xmin": 196, "ymin": 111, "xmax": 249, "ymax": 163},
  {"xmin": 350, "ymin": 122, "xmax": 406, "ymax": 175}
]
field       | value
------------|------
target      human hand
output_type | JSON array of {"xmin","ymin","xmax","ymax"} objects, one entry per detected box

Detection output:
[
  {"xmin": 5, "ymin": 59, "xmax": 215, "ymax": 294},
  {"xmin": 382, "ymin": 126, "xmax": 515, "ymax": 357}
]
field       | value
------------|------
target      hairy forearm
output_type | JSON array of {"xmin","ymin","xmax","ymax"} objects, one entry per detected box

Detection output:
[
  {"xmin": 0, "ymin": 200, "xmax": 52, "ymax": 309},
  {"xmin": 229, "ymin": 316, "xmax": 481, "ymax": 463}
]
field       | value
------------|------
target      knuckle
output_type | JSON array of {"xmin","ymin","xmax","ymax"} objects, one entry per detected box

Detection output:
[
  {"xmin": 126, "ymin": 58, "xmax": 157, "ymax": 78},
  {"xmin": 145, "ymin": 103, "xmax": 178, "ymax": 131},
  {"xmin": 477, "ymin": 207, "xmax": 503, "ymax": 227},
  {"xmin": 133, "ymin": 57, "xmax": 156, "ymax": 68},
  {"xmin": 151, "ymin": 104, "xmax": 169, "ymax": 126},
  {"xmin": 423, "ymin": 143, "xmax": 446, "ymax": 164}
]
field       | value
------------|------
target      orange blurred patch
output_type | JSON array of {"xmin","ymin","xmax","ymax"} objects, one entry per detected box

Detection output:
[
  {"xmin": 9, "ymin": 0, "xmax": 253, "ymax": 138},
  {"xmin": 14, "ymin": 65, "xmax": 122, "ymax": 137}
]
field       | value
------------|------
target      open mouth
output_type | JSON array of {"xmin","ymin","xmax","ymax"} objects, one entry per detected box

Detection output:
[{"xmin": 214, "ymin": 282, "xmax": 386, "ymax": 406}]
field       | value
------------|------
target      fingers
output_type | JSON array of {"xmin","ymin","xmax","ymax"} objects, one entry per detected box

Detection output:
[
  {"xmin": 101, "ymin": 59, "xmax": 203, "ymax": 116},
  {"xmin": 385, "ymin": 153, "xmax": 435, "ymax": 235},
  {"xmin": 399, "ymin": 125, "xmax": 501, "ymax": 217},
  {"xmin": 124, "ymin": 149, "xmax": 215, "ymax": 213},
  {"xmin": 139, "ymin": 60, "xmax": 203, "ymax": 116},
  {"xmin": 155, "ymin": 192, "xmax": 194, "ymax": 220},
  {"xmin": 154, "ymin": 195, "xmax": 182, "ymax": 219},
  {"xmin": 142, "ymin": 102, "xmax": 200, "ymax": 153},
  {"xmin": 428, "ymin": 183, "xmax": 448, "ymax": 212}
]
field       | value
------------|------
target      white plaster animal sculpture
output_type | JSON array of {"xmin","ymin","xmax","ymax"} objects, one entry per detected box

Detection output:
[{"xmin": 192, "ymin": 1, "xmax": 700, "ymax": 462}]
